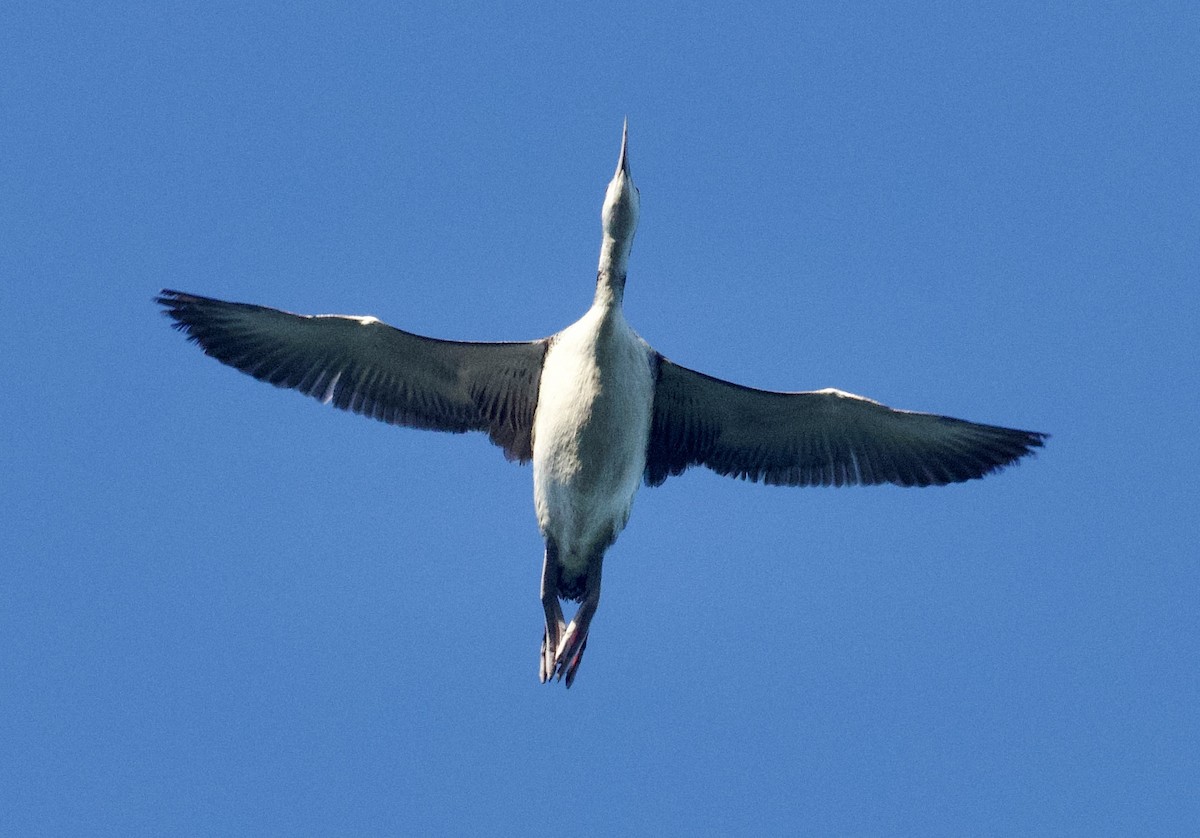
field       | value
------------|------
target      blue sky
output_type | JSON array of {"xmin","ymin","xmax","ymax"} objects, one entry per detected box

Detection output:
[{"xmin": 2, "ymin": 2, "xmax": 1196, "ymax": 834}]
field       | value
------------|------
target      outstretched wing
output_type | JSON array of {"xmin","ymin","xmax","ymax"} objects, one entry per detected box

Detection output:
[
  {"xmin": 157, "ymin": 290, "xmax": 547, "ymax": 462},
  {"xmin": 646, "ymin": 356, "xmax": 1045, "ymax": 488}
]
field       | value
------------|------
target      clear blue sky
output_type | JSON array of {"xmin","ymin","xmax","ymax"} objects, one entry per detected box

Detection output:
[{"xmin": 3, "ymin": 2, "xmax": 1196, "ymax": 834}]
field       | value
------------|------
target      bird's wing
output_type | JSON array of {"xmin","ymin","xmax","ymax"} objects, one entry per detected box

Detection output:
[
  {"xmin": 645, "ymin": 355, "xmax": 1046, "ymax": 487},
  {"xmin": 157, "ymin": 290, "xmax": 547, "ymax": 462}
]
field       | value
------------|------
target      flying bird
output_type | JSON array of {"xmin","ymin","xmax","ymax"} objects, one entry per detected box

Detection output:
[{"xmin": 157, "ymin": 122, "xmax": 1045, "ymax": 687}]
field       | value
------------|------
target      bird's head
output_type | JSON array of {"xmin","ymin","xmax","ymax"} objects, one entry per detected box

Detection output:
[{"xmin": 601, "ymin": 119, "xmax": 640, "ymax": 248}]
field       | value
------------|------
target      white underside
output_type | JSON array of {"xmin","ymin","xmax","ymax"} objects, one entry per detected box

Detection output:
[{"xmin": 532, "ymin": 305, "xmax": 655, "ymax": 575}]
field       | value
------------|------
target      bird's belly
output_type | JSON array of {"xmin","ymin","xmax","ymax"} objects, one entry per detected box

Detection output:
[{"xmin": 531, "ymin": 324, "xmax": 654, "ymax": 571}]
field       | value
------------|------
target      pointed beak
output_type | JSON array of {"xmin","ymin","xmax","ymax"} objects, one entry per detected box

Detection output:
[{"xmin": 616, "ymin": 119, "xmax": 630, "ymax": 178}]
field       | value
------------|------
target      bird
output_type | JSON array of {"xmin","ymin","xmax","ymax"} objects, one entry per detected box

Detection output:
[{"xmin": 156, "ymin": 121, "xmax": 1046, "ymax": 687}]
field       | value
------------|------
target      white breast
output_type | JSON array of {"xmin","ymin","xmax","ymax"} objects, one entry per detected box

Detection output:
[{"xmin": 532, "ymin": 306, "xmax": 655, "ymax": 572}]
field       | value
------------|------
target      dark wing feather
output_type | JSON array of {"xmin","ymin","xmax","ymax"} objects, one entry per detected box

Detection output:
[
  {"xmin": 646, "ymin": 355, "xmax": 1045, "ymax": 487},
  {"xmin": 157, "ymin": 290, "xmax": 547, "ymax": 462}
]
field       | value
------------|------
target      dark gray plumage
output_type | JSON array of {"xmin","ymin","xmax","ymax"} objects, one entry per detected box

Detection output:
[
  {"xmin": 646, "ymin": 357, "xmax": 1045, "ymax": 488},
  {"xmin": 157, "ymin": 290, "xmax": 547, "ymax": 462}
]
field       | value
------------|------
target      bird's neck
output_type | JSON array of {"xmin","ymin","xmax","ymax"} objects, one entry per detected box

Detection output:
[{"xmin": 595, "ymin": 234, "xmax": 631, "ymax": 309}]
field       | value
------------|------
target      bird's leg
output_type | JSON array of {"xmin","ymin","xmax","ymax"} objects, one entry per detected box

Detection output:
[
  {"xmin": 555, "ymin": 556, "xmax": 603, "ymax": 688},
  {"xmin": 539, "ymin": 540, "xmax": 566, "ymax": 684}
]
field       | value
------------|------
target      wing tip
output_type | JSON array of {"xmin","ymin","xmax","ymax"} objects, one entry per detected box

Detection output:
[
  {"xmin": 154, "ymin": 288, "xmax": 196, "ymax": 308},
  {"xmin": 155, "ymin": 289, "xmax": 212, "ymax": 343}
]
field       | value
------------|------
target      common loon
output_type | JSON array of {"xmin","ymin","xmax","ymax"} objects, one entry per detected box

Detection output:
[{"xmin": 157, "ymin": 122, "xmax": 1045, "ymax": 687}]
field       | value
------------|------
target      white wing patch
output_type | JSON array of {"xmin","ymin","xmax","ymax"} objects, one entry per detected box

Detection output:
[{"xmin": 321, "ymin": 369, "xmax": 343, "ymax": 405}]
